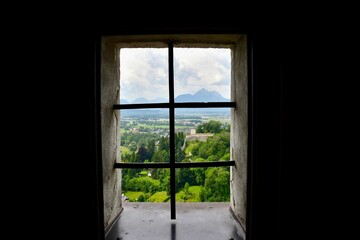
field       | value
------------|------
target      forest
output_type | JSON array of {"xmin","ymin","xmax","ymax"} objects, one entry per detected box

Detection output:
[{"xmin": 120, "ymin": 120, "xmax": 231, "ymax": 202}]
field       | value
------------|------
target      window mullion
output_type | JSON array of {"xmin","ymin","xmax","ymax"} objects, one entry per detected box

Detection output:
[{"xmin": 168, "ymin": 42, "xmax": 176, "ymax": 220}]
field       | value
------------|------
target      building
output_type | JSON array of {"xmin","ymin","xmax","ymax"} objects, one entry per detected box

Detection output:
[{"xmin": 186, "ymin": 129, "xmax": 214, "ymax": 142}]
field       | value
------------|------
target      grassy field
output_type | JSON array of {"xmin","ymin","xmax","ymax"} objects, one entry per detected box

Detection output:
[
  {"xmin": 124, "ymin": 186, "xmax": 202, "ymax": 202},
  {"xmin": 124, "ymin": 191, "xmax": 144, "ymax": 201},
  {"xmin": 175, "ymin": 186, "xmax": 202, "ymax": 202},
  {"xmin": 147, "ymin": 191, "xmax": 170, "ymax": 202},
  {"xmin": 207, "ymin": 117, "xmax": 231, "ymax": 124}
]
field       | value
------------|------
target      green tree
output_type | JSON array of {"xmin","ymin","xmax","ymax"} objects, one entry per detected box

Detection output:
[
  {"xmin": 202, "ymin": 167, "xmax": 230, "ymax": 201},
  {"xmin": 191, "ymin": 167, "xmax": 205, "ymax": 185},
  {"xmin": 147, "ymin": 139, "xmax": 156, "ymax": 160},
  {"xmin": 184, "ymin": 182, "xmax": 190, "ymax": 195},
  {"xmin": 137, "ymin": 145, "xmax": 148, "ymax": 162},
  {"xmin": 138, "ymin": 194, "xmax": 146, "ymax": 202},
  {"xmin": 196, "ymin": 120, "xmax": 222, "ymax": 133},
  {"xmin": 158, "ymin": 136, "xmax": 169, "ymax": 151},
  {"xmin": 161, "ymin": 175, "xmax": 170, "ymax": 196},
  {"xmin": 175, "ymin": 132, "xmax": 185, "ymax": 162}
]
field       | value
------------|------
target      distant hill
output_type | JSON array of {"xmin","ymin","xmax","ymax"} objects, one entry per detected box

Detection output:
[
  {"xmin": 175, "ymin": 88, "xmax": 229, "ymax": 102},
  {"xmin": 121, "ymin": 88, "xmax": 229, "ymax": 103}
]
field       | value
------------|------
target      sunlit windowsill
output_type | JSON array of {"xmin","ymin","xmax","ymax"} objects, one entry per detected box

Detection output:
[{"xmin": 106, "ymin": 202, "xmax": 245, "ymax": 240}]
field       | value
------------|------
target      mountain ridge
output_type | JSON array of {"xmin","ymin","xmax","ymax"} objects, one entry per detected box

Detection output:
[{"xmin": 120, "ymin": 88, "xmax": 230, "ymax": 103}]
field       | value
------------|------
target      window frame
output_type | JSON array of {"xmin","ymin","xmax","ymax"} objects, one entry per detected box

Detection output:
[
  {"xmin": 114, "ymin": 42, "xmax": 236, "ymax": 219},
  {"xmin": 100, "ymin": 34, "xmax": 249, "ymax": 237}
]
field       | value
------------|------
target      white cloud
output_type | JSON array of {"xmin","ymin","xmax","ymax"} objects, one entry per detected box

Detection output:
[
  {"xmin": 174, "ymin": 48, "xmax": 231, "ymax": 98},
  {"xmin": 120, "ymin": 47, "xmax": 231, "ymax": 102},
  {"xmin": 120, "ymin": 48, "xmax": 169, "ymax": 101}
]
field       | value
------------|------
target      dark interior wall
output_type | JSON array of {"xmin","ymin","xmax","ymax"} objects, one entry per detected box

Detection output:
[
  {"xmin": 93, "ymin": 26, "xmax": 290, "ymax": 240},
  {"xmin": 249, "ymin": 32, "xmax": 284, "ymax": 240},
  {"xmin": 27, "ymin": 23, "xmax": 325, "ymax": 240}
]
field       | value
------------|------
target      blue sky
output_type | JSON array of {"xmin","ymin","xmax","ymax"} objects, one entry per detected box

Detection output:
[{"xmin": 120, "ymin": 48, "xmax": 231, "ymax": 102}]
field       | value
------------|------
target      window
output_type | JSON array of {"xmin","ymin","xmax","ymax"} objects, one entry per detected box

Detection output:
[
  {"xmin": 101, "ymin": 34, "xmax": 248, "ymax": 233},
  {"xmin": 115, "ymin": 44, "xmax": 235, "ymax": 219}
]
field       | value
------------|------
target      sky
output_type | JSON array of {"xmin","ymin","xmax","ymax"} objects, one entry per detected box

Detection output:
[{"xmin": 119, "ymin": 48, "xmax": 231, "ymax": 102}]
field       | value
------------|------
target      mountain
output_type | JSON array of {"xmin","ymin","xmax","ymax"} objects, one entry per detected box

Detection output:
[
  {"xmin": 120, "ymin": 89, "xmax": 229, "ymax": 103},
  {"xmin": 175, "ymin": 88, "xmax": 229, "ymax": 102},
  {"xmin": 132, "ymin": 97, "xmax": 149, "ymax": 103},
  {"xmin": 131, "ymin": 97, "xmax": 168, "ymax": 103}
]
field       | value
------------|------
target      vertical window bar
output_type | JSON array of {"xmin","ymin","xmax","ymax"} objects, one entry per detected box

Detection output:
[{"xmin": 168, "ymin": 42, "xmax": 176, "ymax": 219}]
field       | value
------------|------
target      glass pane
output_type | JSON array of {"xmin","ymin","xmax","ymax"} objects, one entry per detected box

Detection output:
[
  {"xmin": 175, "ymin": 167, "xmax": 230, "ymax": 202},
  {"xmin": 119, "ymin": 48, "xmax": 169, "ymax": 104},
  {"xmin": 120, "ymin": 109, "xmax": 170, "ymax": 163},
  {"xmin": 174, "ymin": 48, "xmax": 231, "ymax": 102},
  {"xmin": 175, "ymin": 108, "xmax": 231, "ymax": 162},
  {"xmin": 122, "ymin": 168, "xmax": 171, "ymax": 203}
]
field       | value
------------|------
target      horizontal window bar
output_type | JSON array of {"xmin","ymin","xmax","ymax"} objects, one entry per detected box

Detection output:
[
  {"xmin": 175, "ymin": 161, "xmax": 235, "ymax": 168},
  {"xmin": 114, "ymin": 103, "xmax": 170, "ymax": 109},
  {"xmin": 114, "ymin": 162, "xmax": 170, "ymax": 168},
  {"xmin": 114, "ymin": 161, "xmax": 235, "ymax": 169},
  {"xmin": 114, "ymin": 102, "xmax": 235, "ymax": 110}
]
